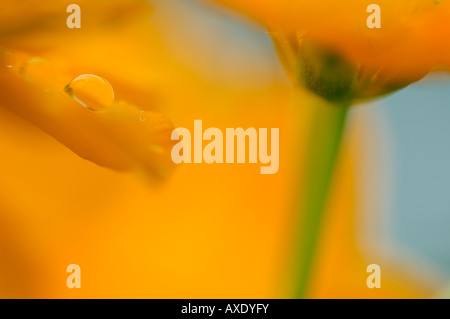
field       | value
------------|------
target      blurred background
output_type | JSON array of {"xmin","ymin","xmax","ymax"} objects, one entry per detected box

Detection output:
[{"xmin": 0, "ymin": 0, "xmax": 449, "ymax": 298}]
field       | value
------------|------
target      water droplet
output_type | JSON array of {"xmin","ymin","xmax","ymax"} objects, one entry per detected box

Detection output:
[
  {"xmin": 20, "ymin": 58, "xmax": 57, "ymax": 89},
  {"xmin": 64, "ymin": 74, "xmax": 114, "ymax": 111},
  {"xmin": 1, "ymin": 50, "xmax": 15, "ymax": 68},
  {"xmin": 138, "ymin": 110, "xmax": 149, "ymax": 121}
]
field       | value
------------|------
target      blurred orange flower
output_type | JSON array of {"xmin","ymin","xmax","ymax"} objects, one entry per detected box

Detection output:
[{"xmin": 209, "ymin": 0, "xmax": 450, "ymax": 100}]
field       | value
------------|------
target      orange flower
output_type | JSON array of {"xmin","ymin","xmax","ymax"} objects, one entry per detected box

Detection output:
[
  {"xmin": 210, "ymin": 0, "xmax": 450, "ymax": 101},
  {"xmin": 0, "ymin": 0, "xmax": 436, "ymax": 300}
]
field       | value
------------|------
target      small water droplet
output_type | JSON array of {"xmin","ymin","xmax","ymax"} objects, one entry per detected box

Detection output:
[
  {"xmin": 20, "ymin": 58, "xmax": 57, "ymax": 89},
  {"xmin": 64, "ymin": 74, "xmax": 114, "ymax": 111},
  {"xmin": 1, "ymin": 50, "xmax": 15, "ymax": 68},
  {"xmin": 138, "ymin": 110, "xmax": 149, "ymax": 121}
]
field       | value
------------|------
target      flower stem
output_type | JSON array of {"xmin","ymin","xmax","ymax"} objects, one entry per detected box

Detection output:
[{"xmin": 294, "ymin": 100, "xmax": 349, "ymax": 298}]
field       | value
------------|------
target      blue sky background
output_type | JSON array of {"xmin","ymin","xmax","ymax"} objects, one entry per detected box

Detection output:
[{"xmin": 373, "ymin": 75, "xmax": 450, "ymax": 275}]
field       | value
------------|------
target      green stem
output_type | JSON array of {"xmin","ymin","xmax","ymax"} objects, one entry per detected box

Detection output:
[{"xmin": 294, "ymin": 100, "xmax": 349, "ymax": 298}]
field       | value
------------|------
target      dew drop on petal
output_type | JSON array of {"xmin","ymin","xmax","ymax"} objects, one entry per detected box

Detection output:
[
  {"xmin": 64, "ymin": 74, "xmax": 114, "ymax": 111},
  {"xmin": 20, "ymin": 58, "xmax": 57, "ymax": 89}
]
